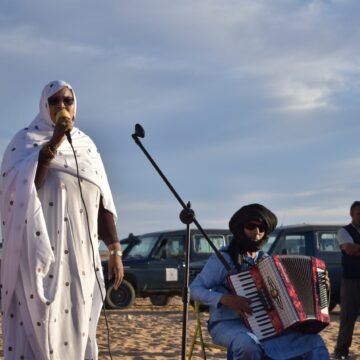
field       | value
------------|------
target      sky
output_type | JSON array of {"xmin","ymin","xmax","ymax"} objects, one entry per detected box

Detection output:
[{"xmin": 1, "ymin": 0, "xmax": 360, "ymax": 238}]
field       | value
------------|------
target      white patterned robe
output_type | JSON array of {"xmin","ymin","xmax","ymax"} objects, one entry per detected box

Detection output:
[{"xmin": 0, "ymin": 80, "xmax": 117, "ymax": 360}]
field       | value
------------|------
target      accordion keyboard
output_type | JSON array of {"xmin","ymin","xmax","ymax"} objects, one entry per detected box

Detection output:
[
  {"xmin": 230, "ymin": 271, "xmax": 277, "ymax": 339},
  {"xmin": 317, "ymin": 269, "xmax": 329, "ymax": 310}
]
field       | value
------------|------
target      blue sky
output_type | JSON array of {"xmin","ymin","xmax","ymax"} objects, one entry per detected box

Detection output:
[{"xmin": 1, "ymin": 0, "xmax": 360, "ymax": 238}]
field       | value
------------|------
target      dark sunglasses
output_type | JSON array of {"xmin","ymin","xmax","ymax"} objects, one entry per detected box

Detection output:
[
  {"xmin": 48, "ymin": 96, "xmax": 75, "ymax": 106},
  {"xmin": 244, "ymin": 222, "xmax": 266, "ymax": 232}
]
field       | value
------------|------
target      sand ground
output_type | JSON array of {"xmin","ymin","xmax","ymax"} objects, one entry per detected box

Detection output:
[{"xmin": 0, "ymin": 298, "xmax": 359, "ymax": 359}]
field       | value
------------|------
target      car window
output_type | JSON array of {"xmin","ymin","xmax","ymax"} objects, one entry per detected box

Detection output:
[
  {"xmin": 272, "ymin": 234, "xmax": 306, "ymax": 255},
  {"xmin": 317, "ymin": 232, "xmax": 340, "ymax": 252},
  {"xmin": 262, "ymin": 232, "xmax": 278, "ymax": 252},
  {"xmin": 192, "ymin": 234, "xmax": 227, "ymax": 254},
  {"xmin": 167, "ymin": 237, "xmax": 184, "ymax": 257},
  {"xmin": 126, "ymin": 235, "xmax": 159, "ymax": 258},
  {"xmin": 153, "ymin": 235, "xmax": 184, "ymax": 259}
]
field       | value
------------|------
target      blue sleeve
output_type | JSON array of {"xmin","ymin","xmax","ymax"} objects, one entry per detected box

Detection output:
[{"xmin": 189, "ymin": 253, "xmax": 232, "ymax": 308}]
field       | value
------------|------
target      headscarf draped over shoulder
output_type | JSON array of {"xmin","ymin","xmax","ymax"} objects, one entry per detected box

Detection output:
[
  {"xmin": 1, "ymin": 80, "xmax": 115, "ymax": 214},
  {"xmin": 1, "ymin": 80, "xmax": 76, "ymax": 176}
]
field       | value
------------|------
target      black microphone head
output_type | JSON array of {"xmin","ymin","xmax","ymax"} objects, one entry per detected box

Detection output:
[
  {"xmin": 66, "ymin": 130, "xmax": 72, "ymax": 144},
  {"xmin": 134, "ymin": 124, "xmax": 145, "ymax": 138}
]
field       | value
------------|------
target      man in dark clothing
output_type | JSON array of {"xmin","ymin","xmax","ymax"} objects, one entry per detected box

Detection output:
[{"xmin": 334, "ymin": 201, "xmax": 360, "ymax": 359}]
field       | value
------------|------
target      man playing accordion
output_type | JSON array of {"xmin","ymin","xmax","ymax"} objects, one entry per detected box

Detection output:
[{"xmin": 190, "ymin": 203, "xmax": 330, "ymax": 360}]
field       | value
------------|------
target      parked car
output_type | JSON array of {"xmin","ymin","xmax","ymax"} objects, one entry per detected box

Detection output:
[
  {"xmin": 263, "ymin": 224, "xmax": 343, "ymax": 311},
  {"xmin": 102, "ymin": 228, "xmax": 232, "ymax": 309}
]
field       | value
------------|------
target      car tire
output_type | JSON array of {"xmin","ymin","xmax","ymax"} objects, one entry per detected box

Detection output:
[
  {"xmin": 105, "ymin": 279, "xmax": 135, "ymax": 309},
  {"xmin": 149, "ymin": 294, "xmax": 169, "ymax": 306}
]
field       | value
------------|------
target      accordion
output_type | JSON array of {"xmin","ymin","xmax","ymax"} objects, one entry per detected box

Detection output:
[{"xmin": 228, "ymin": 255, "xmax": 330, "ymax": 340}]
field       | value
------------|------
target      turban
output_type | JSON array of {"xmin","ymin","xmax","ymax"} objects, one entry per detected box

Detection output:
[
  {"xmin": 227, "ymin": 203, "xmax": 278, "ymax": 256},
  {"xmin": 229, "ymin": 203, "xmax": 277, "ymax": 237}
]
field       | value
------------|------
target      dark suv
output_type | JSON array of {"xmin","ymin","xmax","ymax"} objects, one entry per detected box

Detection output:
[
  {"xmin": 102, "ymin": 229, "xmax": 232, "ymax": 309},
  {"xmin": 263, "ymin": 224, "xmax": 343, "ymax": 310}
]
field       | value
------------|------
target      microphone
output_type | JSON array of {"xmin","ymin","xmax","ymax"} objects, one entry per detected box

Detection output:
[
  {"xmin": 132, "ymin": 123, "xmax": 145, "ymax": 145},
  {"xmin": 65, "ymin": 130, "xmax": 72, "ymax": 144},
  {"xmin": 55, "ymin": 109, "xmax": 72, "ymax": 144}
]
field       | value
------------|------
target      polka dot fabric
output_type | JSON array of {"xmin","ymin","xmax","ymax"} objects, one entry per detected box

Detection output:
[{"xmin": 0, "ymin": 81, "xmax": 117, "ymax": 359}]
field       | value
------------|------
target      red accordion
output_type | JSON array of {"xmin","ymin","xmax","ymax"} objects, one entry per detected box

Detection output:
[{"xmin": 228, "ymin": 255, "xmax": 330, "ymax": 340}]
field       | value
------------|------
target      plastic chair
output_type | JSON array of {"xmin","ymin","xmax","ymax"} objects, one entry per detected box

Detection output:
[{"xmin": 188, "ymin": 301, "xmax": 227, "ymax": 360}]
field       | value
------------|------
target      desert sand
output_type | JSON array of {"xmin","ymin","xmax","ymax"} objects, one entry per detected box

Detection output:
[{"xmin": 0, "ymin": 298, "xmax": 359, "ymax": 359}]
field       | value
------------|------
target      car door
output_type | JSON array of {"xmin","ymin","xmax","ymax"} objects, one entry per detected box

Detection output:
[
  {"xmin": 189, "ymin": 232, "xmax": 229, "ymax": 281},
  {"xmin": 315, "ymin": 230, "xmax": 342, "ymax": 303},
  {"xmin": 146, "ymin": 233, "xmax": 185, "ymax": 291}
]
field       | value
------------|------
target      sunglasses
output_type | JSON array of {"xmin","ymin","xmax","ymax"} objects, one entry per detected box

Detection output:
[
  {"xmin": 48, "ymin": 96, "xmax": 75, "ymax": 106},
  {"xmin": 244, "ymin": 222, "xmax": 266, "ymax": 232}
]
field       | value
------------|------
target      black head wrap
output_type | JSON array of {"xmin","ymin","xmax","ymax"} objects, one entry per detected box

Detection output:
[{"xmin": 227, "ymin": 203, "xmax": 277, "ymax": 263}]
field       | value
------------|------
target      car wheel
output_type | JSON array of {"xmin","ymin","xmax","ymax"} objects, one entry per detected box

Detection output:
[
  {"xmin": 149, "ymin": 294, "xmax": 169, "ymax": 306},
  {"xmin": 105, "ymin": 279, "xmax": 135, "ymax": 309}
]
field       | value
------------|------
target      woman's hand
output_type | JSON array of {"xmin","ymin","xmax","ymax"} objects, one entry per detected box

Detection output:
[
  {"xmin": 51, "ymin": 111, "xmax": 73, "ymax": 146},
  {"xmin": 108, "ymin": 243, "xmax": 124, "ymax": 289},
  {"xmin": 220, "ymin": 293, "xmax": 252, "ymax": 318}
]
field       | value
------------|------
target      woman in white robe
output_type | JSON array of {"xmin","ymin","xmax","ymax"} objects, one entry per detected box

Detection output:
[{"xmin": 0, "ymin": 80, "xmax": 124, "ymax": 360}]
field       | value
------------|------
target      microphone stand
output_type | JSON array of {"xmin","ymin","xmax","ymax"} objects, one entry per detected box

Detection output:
[
  {"xmin": 131, "ymin": 124, "xmax": 230, "ymax": 360},
  {"xmin": 180, "ymin": 202, "xmax": 195, "ymax": 360}
]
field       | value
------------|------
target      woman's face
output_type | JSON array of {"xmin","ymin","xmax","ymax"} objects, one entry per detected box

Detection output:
[
  {"xmin": 48, "ymin": 87, "xmax": 75, "ymax": 124},
  {"xmin": 243, "ymin": 221, "xmax": 266, "ymax": 242}
]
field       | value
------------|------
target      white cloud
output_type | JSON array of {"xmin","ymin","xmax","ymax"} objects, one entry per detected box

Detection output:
[
  {"xmin": 0, "ymin": 25, "xmax": 104, "ymax": 57},
  {"xmin": 271, "ymin": 80, "xmax": 330, "ymax": 111}
]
